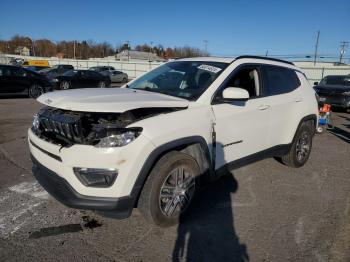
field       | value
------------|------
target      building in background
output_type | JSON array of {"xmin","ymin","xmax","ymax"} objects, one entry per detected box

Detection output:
[
  {"xmin": 116, "ymin": 50, "xmax": 166, "ymax": 62},
  {"xmin": 14, "ymin": 46, "xmax": 30, "ymax": 56}
]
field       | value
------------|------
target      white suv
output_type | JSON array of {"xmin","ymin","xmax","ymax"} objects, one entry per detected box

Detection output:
[{"xmin": 29, "ymin": 56, "xmax": 318, "ymax": 226}]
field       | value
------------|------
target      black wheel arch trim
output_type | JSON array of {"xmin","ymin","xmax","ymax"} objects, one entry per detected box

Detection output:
[
  {"xmin": 294, "ymin": 114, "xmax": 317, "ymax": 138},
  {"xmin": 131, "ymin": 136, "xmax": 212, "ymax": 206}
]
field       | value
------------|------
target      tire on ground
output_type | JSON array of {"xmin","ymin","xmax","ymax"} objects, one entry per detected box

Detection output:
[
  {"xmin": 280, "ymin": 121, "xmax": 313, "ymax": 168},
  {"xmin": 138, "ymin": 151, "xmax": 200, "ymax": 227},
  {"xmin": 28, "ymin": 83, "xmax": 44, "ymax": 98}
]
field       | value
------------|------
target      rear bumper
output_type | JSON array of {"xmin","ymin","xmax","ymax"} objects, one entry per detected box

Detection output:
[
  {"xmin": 31, "ymin": 154, "xmax": 135, "ymax": 219},
  {"xmin": 318, "ymin": 95, "xmax": 350, "ymax": 108}
]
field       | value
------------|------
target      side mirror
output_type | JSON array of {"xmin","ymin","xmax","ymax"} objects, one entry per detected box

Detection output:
[
  {"xmin": 314, "ymin": 82, "xmax": 319, "ymax": 86},
  {"xmin": 222, "ymin": 87, "xmax": 249, "ymax": 101}
]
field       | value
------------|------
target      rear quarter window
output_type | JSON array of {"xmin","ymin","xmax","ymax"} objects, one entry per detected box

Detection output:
[{"xmin": 262, "ymin": 65, "xmax": 300, "ymax": 96}]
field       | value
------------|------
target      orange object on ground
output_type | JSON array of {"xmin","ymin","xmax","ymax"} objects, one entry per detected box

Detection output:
[{"xmin": 320, "ymin": 104, "xmax": 331, "ymax": 113}]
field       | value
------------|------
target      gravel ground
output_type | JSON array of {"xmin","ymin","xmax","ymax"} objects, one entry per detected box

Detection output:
[{"xmin": 0, "ymin": 97, "xmax": 349, "ymax": 262}]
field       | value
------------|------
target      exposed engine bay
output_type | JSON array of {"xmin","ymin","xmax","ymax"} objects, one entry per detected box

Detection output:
[{"xmin": 32, "ymin": 107, "xmax": 179, "ymax": 147}]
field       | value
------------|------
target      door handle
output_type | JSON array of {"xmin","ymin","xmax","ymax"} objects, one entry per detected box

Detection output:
[
  {"xmin": 258, "ymin": 105, "xmax": 270, "ymax": 110},
  {"xmin": 295, "ymin": 98, "xmax": 302, "ymax": 102}
]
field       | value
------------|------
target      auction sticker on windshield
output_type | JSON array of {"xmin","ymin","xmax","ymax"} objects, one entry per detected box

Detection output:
[{"xmin": 197, "ymin": 64, "xmax": 222, "ymax": 74}]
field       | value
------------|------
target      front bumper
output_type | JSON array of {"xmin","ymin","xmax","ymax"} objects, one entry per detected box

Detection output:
[
  {"xmin": 31, "ymin": 154, "xmax": 134, "ymax": 218},
  {"xmin": 28, "ymin": 128, "xmax": 155, "ymax": 198}
]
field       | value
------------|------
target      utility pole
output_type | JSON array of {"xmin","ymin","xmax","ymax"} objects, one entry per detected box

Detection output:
[
  {"xmin": 313, "ymin": 31, "xmax": 320, "ymax": 66},
  {"xmin": 339, "ymin": 41, "xmax": 348, "ymax": 64},
  {"xmin": 126, "ymin": 40, "xmax": 130, "ymax": 61},
  {"xmin": 265, "ymin": 50, "xmax": 269, "ymax": 57},
  {"xmin": 149, "ymin": 41, "xmax": 153, "ymax": 61},
  {"xmin": 203, "ymin": 40, "xmax": 208, "ymax": 54},
  {"xmin": 73, "ymin": 41, "xmax": 76, "ymax": 60}
]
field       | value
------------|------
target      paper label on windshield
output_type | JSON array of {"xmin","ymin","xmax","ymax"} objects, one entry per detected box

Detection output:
[{"xmin": 197, "ymin": 64, "xmax": 222, "ymax": 74}]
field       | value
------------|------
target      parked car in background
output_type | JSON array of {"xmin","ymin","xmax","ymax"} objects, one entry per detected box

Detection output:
[
  {"xmin": 53, "ymin": 69, "xmax": 111, "ymax": 89},
  {"xmin": 90, "ymin": 66, "xmax": 128, "ymax": 83},
  {"xmin": 314, "ymin": 75, "xmax": 350, "ymax": 110},
  {"xmin": 109, "ymin": 70, "xmax": 128, "ymax": 83},
  {"xmin": 0, "ymin": 64, "xmax": 52, "ymax": 98},
  {"xmin": 90, "ymin": 66, "xmax": 115, "ymax": 72},
  {"xmin": 38, "ymin": 64, "xmax": 74, "ymax": 80}
]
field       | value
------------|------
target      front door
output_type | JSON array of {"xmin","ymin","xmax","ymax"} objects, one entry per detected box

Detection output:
[{"xmin": 211, "ymin": 65, "xmax": 271, "ymax": 169}]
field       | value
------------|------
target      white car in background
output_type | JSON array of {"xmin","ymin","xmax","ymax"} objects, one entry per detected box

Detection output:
[
  {"xmin": 29, "ymin": 56, "xmax": 318, "ymax": 227},
  {"xmin": 90, "ymin": 66, "xmax": 128, "ymax": 83}
]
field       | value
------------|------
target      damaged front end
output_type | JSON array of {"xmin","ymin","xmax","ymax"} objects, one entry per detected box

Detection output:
[{"xmin": 32, "ymin": 107, "xmax": 177, "ymax": 147}]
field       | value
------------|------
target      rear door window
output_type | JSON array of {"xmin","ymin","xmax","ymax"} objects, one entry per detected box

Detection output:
[{"xmin": 262, "ymin": 65, "xmax": 300, "ymax": 96}]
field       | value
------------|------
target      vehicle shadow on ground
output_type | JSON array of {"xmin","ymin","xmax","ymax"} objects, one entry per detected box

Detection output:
[
  {"xmin": 172, "ymin": 144, "xmax": 249, "ymax": 262},
  {"xmin": 328, "ymin": 126, "xmax": 350, "ymax": 144}
]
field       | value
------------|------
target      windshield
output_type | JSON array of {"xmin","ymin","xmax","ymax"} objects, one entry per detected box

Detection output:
[
  {"xmin": 127, "ymin": 61, "xmax": 228, "ymax": 100},
  {"xmin": 90, "ymin": 67, "xmax": 102, "ymax": 72},
  {"xmin": 320, "ymin": 76, "xmax": 350, "ymax": 87},
  {"xmin": 63, "ymin": 70, "xmax": 78, "ymax": 76}
]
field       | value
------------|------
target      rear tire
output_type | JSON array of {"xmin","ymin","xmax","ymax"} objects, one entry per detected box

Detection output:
[
  {"xmin": 138, "ymin": 151, "xmax": 200, "ymax": 227},
  {"xmin": 28, "ymin": 83, "xmax": 44, "ymax": 98},
  {"xmin": 122, "ymin": 78, "xmax": 128, "ymax": 83},
  {"xmin": 280, "ymin": 122, "xmax": 313, "ymax": 168},
  {"xmin": 98, "ymin": 81, "xmax": 106, "ymax": 88}
]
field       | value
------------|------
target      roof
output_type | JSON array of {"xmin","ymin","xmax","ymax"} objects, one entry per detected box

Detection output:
[
  {"xmin": 176, "ymin": 55, "xmax": 294, "ymax": 66},
  {"xmin": 176, "ymin": 57, "xmax": 235, "ymax": 63}
]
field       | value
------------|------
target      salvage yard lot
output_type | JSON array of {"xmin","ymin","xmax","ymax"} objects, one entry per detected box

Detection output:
[{"xmin": 0, "ymin": 97, "xmax": 349, "ymax": 261}]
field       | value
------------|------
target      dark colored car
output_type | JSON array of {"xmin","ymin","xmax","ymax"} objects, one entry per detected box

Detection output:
[
  {"xmin": 38, "ymin": 64, "xmax": 74, "ymax": 80},
  {"xmin": 314, "ymin": 75, "xmax": 350, "ymax": 110},
  {"xmin": 53, "ymin": 70, "xmax": 111, "ymax": 90},
  {"xmin": 0, "ymin": 64, "xmax": 53, "ymax": 98},
  {"xmin": 24, "ymin": 66, "xmax": 51, "ymax": 72}
]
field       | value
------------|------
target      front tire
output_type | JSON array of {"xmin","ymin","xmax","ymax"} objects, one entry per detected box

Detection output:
[
  {"xmin": 28, "ymin": 83, "xmax": 44, "ymax": 98},
  {"xmin": 60, "ymin": 81, "xmax": 71, "ymax": 90},
  {"xmin": 138, "ymin": 151, "xmax": 200, "ymax": 227},
  {"xmin": 281, "ymin": 122, "xmax": 313, "ymax": 168}
]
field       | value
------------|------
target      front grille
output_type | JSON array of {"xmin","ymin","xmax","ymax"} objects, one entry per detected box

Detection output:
[{"xmin": 34, "ymin": 108, "xmax": 85, "ymax": 145}]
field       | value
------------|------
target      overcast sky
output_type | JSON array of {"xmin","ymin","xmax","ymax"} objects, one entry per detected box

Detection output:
[{"xmin": 0, "ymin": 0, "xmax": 349, "ymax": 57}]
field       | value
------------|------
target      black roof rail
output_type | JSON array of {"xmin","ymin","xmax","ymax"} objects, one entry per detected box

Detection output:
[{"xmin": 235, "ymin": 55, "xmax": 294, "ymax": 66}]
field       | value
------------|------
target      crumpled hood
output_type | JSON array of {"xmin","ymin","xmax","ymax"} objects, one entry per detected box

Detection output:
[{"xmin": 37, "ymin": 88, "xmax": 189, "ymax": 112}]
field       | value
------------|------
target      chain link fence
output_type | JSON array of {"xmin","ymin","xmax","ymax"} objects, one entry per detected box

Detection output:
[{"xmin": 298, "ymin": 66, "xmax": 350, "ymax": 84}]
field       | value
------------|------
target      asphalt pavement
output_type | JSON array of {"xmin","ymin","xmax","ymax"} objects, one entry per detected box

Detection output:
[{"xmin": 0, "ymin": 97, "xmax": 349, "ymax": 262}]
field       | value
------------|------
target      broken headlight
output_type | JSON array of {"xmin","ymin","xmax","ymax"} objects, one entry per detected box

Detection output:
[
  {"xmin": 94, "ymin": 125, "xmax": 142, "ymax": 148},
  {"xmin": 32, "ymin": 113, "xmax": 40, "ymax": 131}
]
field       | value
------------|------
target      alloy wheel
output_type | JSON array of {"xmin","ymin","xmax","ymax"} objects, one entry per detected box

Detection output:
[
  {"xmin": 296, "ymin": 131, "xmax": 311, "ymax": 162},
  {"xmin": 159, "ymin": 165, "xmax": 196, "ymax": 217}
]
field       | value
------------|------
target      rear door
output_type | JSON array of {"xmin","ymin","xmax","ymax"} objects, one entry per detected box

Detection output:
[
  {"xmin": 261, "ymin": 65, "xmax": 303, "ymax": 147},
  {"xmin": 0, "ymin": 66, "xmax": 10, "ymax": 93}
]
